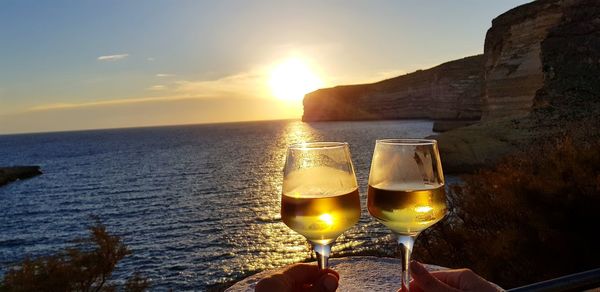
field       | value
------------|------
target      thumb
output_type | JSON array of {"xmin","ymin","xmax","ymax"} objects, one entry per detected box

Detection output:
[
  {"xmin": 314, "ymin": 272, "xmax": 339, "ymax": 292},
  {"xmin": 410, "ymin": 261, "xmax": 459, "ymax": 292}
]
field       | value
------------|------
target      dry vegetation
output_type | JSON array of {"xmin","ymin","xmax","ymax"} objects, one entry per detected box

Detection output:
[
  {"xmin": 0, "ymin": 220, "xmax": 148, "ymax": 292},
  {"xmin": 417, "ymin": 121, "xmax": 600, "ymax": 288}
]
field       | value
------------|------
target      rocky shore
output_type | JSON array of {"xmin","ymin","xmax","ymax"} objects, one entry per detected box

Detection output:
[{"xmin": 0, "ymin": 166, "xmax": 42, "ymax": 187}]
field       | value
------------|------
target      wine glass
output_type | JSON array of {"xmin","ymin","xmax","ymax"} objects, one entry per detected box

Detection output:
[
  {"xmin": 281, "ymin": 142, "xmax": 361, "ymax": 269},
  {"xmin": 367, "ymin": 139, "xmax": 447, "ymax": 290}
]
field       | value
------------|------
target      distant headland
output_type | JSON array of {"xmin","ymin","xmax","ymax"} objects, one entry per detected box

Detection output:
[{"xmin": 302, "ymin": 0, "xmax": 600, "ymax": 173}]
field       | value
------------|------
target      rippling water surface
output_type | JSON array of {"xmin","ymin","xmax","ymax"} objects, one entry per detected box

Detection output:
[{"xmin": 0, "ymin": 120, "xmax": 434, "ymax": 290}]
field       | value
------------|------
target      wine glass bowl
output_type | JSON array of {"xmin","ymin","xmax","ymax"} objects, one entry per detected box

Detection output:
[
  {"xmin": 281, "ymin": 142, "xmax": 361, "ymax": 269},
  {"xmin": 367, "ymin": 139, "xmax": 447, "ymax": 291}
]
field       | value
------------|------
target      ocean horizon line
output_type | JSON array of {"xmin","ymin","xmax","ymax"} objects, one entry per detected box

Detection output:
[
  {"xmin": 0, "ymin": 118, "xmax": 302, "ymax": 137},
  {"xmin": 0, "ymin": 118, "xmax": 439, "ymax": 137}
]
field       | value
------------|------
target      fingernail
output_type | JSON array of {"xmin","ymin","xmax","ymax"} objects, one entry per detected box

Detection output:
[
  {"xmin": 323, "ymin": 274, "xmax": 338, "ymax": 292},
  {"xmin": 410, "ymin": 260, "xmax": 426, "ymax": 276}
]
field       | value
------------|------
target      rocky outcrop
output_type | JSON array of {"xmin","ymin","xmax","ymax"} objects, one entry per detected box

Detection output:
[
  {"xmin": 0, "ymin": 166, "xmax": 42, "ymax": 186},
  {"xmin": 300, "ymin": 0, "xmax": 599, "ymax": 172},
  {"xmin": 481, "ymin": 0, "xmax": 568, "ymax": 120},
  {"xmin": 436, "ymin": 0, "xmax": 600, "ymax": 173},
  {"xmin": 302, "ymin": 55, "xmax": 485, "ymax": 124}
]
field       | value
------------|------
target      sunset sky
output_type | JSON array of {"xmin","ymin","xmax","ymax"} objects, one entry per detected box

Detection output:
[{"xmin": 0, "ymin": 1, "xmax": 529, "ymax": 134}]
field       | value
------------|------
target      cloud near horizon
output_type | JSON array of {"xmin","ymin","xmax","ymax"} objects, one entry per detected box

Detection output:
[
  {"xmin": 25, "ymin": 69, "xmax": 272, "ymax": 113},
  {"xmin": 97, "ymin": 54, "xmax": 129, "ymax": 61},
  {"xmin": 173, "ymin": 71, "xmax": 269, "ymax": 99},
  {"xmin": 27, "ymin": 95, "xmax": 205, "ymax": 112},
  {"xmin": 147, "ymin": 85, "xmax": 167, "ymax": 91},
  {"xmin": 1, "ymin": 94, "xmax": 299, "ymax": 135}
]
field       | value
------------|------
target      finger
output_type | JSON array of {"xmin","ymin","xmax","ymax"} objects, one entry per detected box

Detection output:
[
  {"xmin": 407, "ymin": 280, "xmax": 425, "ymax": 292},
  {"xmin": 322, "ymin": 268, "xmax": 340, "ymax": 280},
  {"xmin": 410, "ymin": 261, "xmax": 460, "ymax": 292},
  {"xmin": 283, "ymin": 263, "xmax": 324, "ymax": 285},
  {"xmin": 312, "ymin": 272, "xmax": 339, "ymax": 292},
  {"xmin": 430, "ymin": 268, "xmax": 479, "ymax": 288},
  {"xmin": 255, "ymin": 273, "xmax": 293, "ymax": 292}
]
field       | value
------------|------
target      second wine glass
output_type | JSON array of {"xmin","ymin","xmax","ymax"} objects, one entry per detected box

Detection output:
[
  {"xmin": 367, "ymin": 139, "xmax": 447, "ymax": 291},
  {"xmin": 281, "ymin": 142, "xmax": 361, "ymax": 269}
]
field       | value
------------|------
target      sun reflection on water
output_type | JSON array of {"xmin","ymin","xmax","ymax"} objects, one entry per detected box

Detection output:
[
  {"xmin": 215, "ymin": 120, "xmax": 434, "ymax": 288},
  {"xmin": 284, "ymin": 121, "xmax": 317, "ymax": 145}
]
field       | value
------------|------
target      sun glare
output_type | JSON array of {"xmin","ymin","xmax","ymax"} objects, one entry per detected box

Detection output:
[{"xmin": 269, "ymin": 58, "xmax": 323, "ymax": 102}]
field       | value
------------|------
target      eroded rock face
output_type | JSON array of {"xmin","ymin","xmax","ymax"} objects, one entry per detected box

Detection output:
[
  {"xmin": 435, "ymin": 0, "xmax": 600, "ymax": 173},
  {"xmin": 538, "ymin": 0, "xmax": 600, "ymax": 109},
  {"xmin": 481, "ymin": 0, "xmax": 572, "ymax": 120},
  {"xmin": 302, "ymin": 55, "xmax": 485, "ymax": 123},
  {"xmin": 301, "ymin": 0, "xmax": 599, "ymax": 172}
]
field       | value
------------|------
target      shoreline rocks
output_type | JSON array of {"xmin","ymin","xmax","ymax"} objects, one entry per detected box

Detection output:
[{"xmin": 0, "ymin": 166, "xmax": 42, "ymax": 187}]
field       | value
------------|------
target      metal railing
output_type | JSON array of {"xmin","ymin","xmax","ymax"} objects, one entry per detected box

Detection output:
[{"xmin": 508, "ymin": 268, "xmax": 600, "ymax": 292}]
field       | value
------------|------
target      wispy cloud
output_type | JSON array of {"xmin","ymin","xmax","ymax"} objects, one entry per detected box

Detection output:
[
  {"xmin": 97, "ymin": 54, "xmax": 129, "ymax": 61},
  {"xmin": 28, "ymin": 95, "xmax": 195, "ymax": 112},
  {"xmin": 156, "ymin": 73, "xmax": 174, "ymax": 77},
  {"xmin": 27, "ymin": 70, "xmax": 271, "ymax": 112},
  {"xmin": 147, "ymin": 57, "xmax": 155, "ymax": 62},
  {"xmin": 147, "ymin": 85, "xmax": 167, "ymax": 91},
  {"xmin": 173, "ymin": 71, "xmax": 268, "ymax": 99}
]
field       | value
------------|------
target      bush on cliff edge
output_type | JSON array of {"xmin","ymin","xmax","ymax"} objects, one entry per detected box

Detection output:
[
  {"xmin": 0, "ymin": 220, "xmax": 149, "ymax": 292},
  {"xmin": 417, "ymin": 122, "xmax": 600, "ymax": 288}
]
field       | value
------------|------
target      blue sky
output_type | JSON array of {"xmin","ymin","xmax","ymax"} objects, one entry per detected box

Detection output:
[{"xmin": 0, "ymin": 0, "xmax": 530, "ymax": 134}]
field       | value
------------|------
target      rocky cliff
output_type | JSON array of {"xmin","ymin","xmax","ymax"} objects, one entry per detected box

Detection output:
[
  {"xmin": 302, "ymin": 0, "xmax": 599, "ymax": 172},
  {"xmin": 436, "ymin": 0, "xmax": 600, "ymax": 173},
  {"xmin": 482, "ymin": 0, "xmax": 568, "ymax": 119},
  {"xmin": 302, "ymin": 55, "xmax": 485, "ymax": 123}
]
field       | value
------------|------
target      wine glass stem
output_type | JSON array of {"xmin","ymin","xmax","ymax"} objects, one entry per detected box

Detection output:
[
  {"xmin": 313, "ymin": 243, "xmax": 331, "ymax": 270},
  {"xmin": 398, "ymin": 234, "xmax": 416, "ymax": 291}
]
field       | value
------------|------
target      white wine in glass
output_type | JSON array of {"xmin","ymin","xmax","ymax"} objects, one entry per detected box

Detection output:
[
  {"xmin": 367, "ymin": 139, "xmax": 447, "ymax": 291},
  {"xmin": 282, "ymin": 142, "xmax": 361, "ymax": 269}
]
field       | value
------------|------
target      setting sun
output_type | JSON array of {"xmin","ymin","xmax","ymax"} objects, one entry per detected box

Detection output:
[{"xmin": 269, "ymin": 58, "xmax": 323, "ymax": 102}]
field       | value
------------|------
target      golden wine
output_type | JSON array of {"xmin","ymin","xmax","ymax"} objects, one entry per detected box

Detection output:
[
  {"xmin": 367, "ymin": 184, "xmax": 446, "ymax": 235},
  {"xmin": 282, "ymin": 189, "xmax": 361, "ymax": 245}
]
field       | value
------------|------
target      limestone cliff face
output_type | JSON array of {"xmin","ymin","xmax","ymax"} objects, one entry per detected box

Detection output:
[
  {"xmin": 301, "ymin": 0, "xmax": 599, "ymax": 172},
  {"xmin": 436, "ymin": 0, "xmax": 600, "ymax": 173},
  {"xmin": 537, "ymin": 0, "xmax": 600, "ymax": 109},
  {"xmin": 481, "ymin": 0, "xmax": 571, "ymax": 120},
  {"xmin": 302, "ymin": 55, "xmax": 484, "ymax": 122},
  {"xmin": 302, "ymin": 0, "xmax": 598, "ymax": 126}
]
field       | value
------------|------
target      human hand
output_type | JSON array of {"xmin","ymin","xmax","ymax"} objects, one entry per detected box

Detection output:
[
  {"xmin": 255, "ymin": 263, "xmax": 339, "ymax": 292},
  {"xmin": 405, "ymin": 261, "xmax": 503, "ymax": 292}
]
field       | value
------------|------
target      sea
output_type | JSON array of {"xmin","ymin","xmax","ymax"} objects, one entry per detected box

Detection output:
[{"xmin": 0, "ymin": 119, "xmax": 436, "ymax": 290}]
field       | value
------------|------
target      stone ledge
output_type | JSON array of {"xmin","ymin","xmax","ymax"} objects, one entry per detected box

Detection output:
[{"xmin": 226, "ymin": 256, "xmax": 446, "ymax": 292}]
